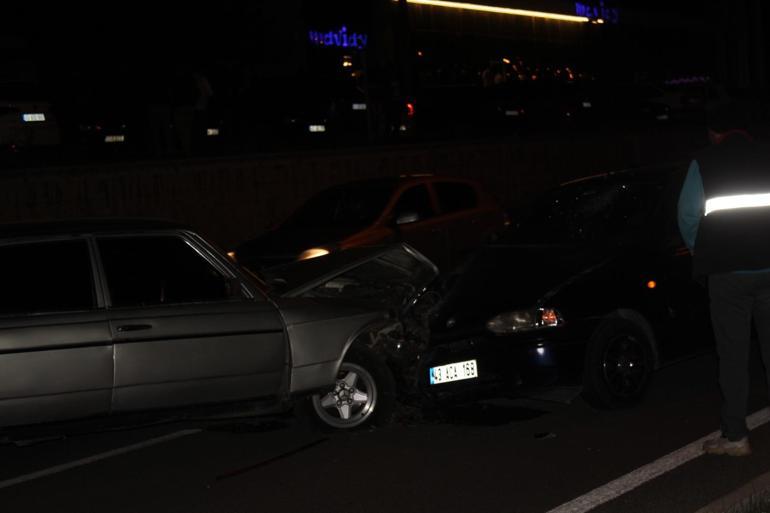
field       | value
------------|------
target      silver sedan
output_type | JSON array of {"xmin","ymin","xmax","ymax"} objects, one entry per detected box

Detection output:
[{"xmin": 0, "ymin": 220, "xmax": 391, "ymax": 431}]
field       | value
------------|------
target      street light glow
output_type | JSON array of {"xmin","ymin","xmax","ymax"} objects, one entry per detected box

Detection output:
[{"xmin": 400, "ymin": 0, "xmax": 590, "ymax": 23}]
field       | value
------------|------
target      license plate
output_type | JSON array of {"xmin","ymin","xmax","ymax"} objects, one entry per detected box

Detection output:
[
  {"xmin": 429, "ymin": 359, "xmax": 478, "ymax": 385},
  {"xmin": 22, "ymin": 113, "xmax": 46, "ymax": 122},
  {"xmin": 505, "ymin": 110, "xmax": 520, "ymax": 117}
]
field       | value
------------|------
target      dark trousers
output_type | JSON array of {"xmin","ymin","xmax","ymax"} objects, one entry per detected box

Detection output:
[{"xmin": 709, "ymin": 272, "xmax": 770, "ymax": 440}]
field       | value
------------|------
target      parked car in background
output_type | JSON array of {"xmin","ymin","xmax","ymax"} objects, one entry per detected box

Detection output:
[
  {"xmin": 269, "ymin": 164, "xmax": 712, "ymax": 414},
  {"xmin": 593, "ymin": 83, "xmax": 672, "ymax": 125},
  {"xmin": 233, "ymin": 175, "xmax": 507, "ymax": 272},
  {"xmin": 74, "ymin": 101, "xmax": 133, "ymax": 152},
  {"xmin": 0, "ymin": 82, "xmax": 60, "ymax": 150},
  {"xmin": 510, "ymin": 81, "xmax": 598, "ymax": 129},
  {"xmin": 0, "ymin": 219, "xmax": 393, "ymax": 432},
  {"xmin": 664, "ymin": 81, "xmax": 732, "ymax": 122},
  {"xmin": 416, "ymin": 85, "xmax": 486, "ymax": 138}
]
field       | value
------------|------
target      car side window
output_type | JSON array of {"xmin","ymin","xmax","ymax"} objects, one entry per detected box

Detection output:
[
  {"xmin": 0, "ymin": 239, "xmax": 94, "ymax": 316},
  {"xmin": 435, "ymin": 182, "xmax": 478, "ymax": 214},
  {"xmin": 392, "ymin": 185, "xmax": 434, "ymax": 224},
  {"xmin": 98, "ymin": 235, "xmax": 230, "ymax": 308}
]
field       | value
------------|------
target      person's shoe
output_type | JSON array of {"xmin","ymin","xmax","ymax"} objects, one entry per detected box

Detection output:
[{"xmin": 702, "ymin": 436, "xmax": 751, "ymax": 456}]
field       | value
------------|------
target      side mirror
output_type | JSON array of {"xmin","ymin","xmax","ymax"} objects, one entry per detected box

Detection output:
[{"xmin": 396, "ymin": 212, "xmax": 420, "ymax": 225}]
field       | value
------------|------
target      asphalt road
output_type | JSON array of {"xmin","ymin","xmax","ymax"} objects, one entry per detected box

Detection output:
[{"xmin": 3, "ymin": 351, "xmax": 770, "ymax": 513}]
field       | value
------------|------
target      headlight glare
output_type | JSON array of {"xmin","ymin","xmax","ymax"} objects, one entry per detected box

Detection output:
[{"xmin": 298, "ymin": 247, "xmax": 331, "ymax": 261}]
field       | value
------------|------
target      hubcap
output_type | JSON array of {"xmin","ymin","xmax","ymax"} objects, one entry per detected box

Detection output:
[
  {"xmin": 312, "ymin": 362, "xmax": 377, "ymax": 429},
  {"xmin": 601, "ymin": 334, "xmax": 648, "ymax": 399}
]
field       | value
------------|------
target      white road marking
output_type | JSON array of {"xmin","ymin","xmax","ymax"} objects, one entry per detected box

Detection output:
[
  {"xmin": 0, "ymin": 428, "xmax": 202, "ymax": 490},
  {"xmin": 546, "ymin": 407, "xmax": 770, "ymax": 513}
]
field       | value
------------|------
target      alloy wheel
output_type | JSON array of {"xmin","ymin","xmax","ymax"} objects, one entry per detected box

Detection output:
[{"xmin": 311, "ymin": 362, "xmax": 378, "ymax": 429}]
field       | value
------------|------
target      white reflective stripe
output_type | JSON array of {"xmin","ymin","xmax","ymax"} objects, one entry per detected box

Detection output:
[{"xmin": 705, "ymin": 193, "xmax": 770, "ymax": 216}]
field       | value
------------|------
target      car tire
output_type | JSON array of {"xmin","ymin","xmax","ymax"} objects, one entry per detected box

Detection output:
[
  {"xmin": 582, "ymin": 318, "xmax": 655, "ymax": 409},
  {"xmin": 298, "ymin": 346, "xmax": 396, "ymax": 431}
]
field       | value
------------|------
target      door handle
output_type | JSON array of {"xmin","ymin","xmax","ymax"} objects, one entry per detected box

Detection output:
[{"xmin": 116, "ymin": 324, "xmax": 153, "ymax": 333}]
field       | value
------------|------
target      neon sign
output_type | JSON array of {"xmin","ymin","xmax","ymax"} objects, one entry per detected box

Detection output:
[
  {"xmin": 308, "ymin": 26, "xmax": 368, "ymax": 50},
  {"xmin": 575, "ymin": 1, "xmax": 619, "ymax": 24}
]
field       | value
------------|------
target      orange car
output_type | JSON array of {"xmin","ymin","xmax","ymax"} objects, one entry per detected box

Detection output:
[{"xmin": 233, "ymin": 175, "xmax": 507, "ymax": 271}]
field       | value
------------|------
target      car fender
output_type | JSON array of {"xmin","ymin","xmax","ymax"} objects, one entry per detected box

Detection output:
[{"xmin": 277, "ymin": 298, "xmax": 390, "ymax": 395}]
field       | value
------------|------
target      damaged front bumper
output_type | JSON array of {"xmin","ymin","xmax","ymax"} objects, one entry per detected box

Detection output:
[{"xmin": 415, "ymin": 326, "xmax": 591, "ymax": 405}]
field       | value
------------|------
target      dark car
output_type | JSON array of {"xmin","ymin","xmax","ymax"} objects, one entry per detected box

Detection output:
[
  {"xmin": 594, "ymin": 83, "xmax": 673, "ymax": 125},
  {"xmin": 0, "ymin": 82, "xmax": 61, "ymax": 150},
  {"xmin": 423, "ymin": 164, "xmax": 712, "ymax": 407},
  {"xmin": 0, "ymin": 219, "xmax": 394, "ymax": 432},
  {"xmin": 233, "ymin": 175, "xmax": 506, "ymax": 272},
  {"xmin": 75, "ymin": 102, "xmax": 132, "ymax": 150},
  {"xmin": 272, "ymin": 164, "xmax": 711, "ymax": 412}
]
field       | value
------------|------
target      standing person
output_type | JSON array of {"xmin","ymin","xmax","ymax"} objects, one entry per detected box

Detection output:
[{"xmin": 678, "ymin": 112, "xmax": 770, "ymax": 457}]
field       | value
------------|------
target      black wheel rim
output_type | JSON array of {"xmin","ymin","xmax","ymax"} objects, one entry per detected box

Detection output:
[{"xmin": 601, "ymin": 334, "xmax": 648, "ymax": 399}]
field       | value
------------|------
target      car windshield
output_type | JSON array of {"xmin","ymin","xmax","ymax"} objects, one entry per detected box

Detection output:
[
  {"xmin": 285, "ymin": 180, "xmax": 396, "ymax": 229},
  {"xmin": 505, "ymin": 176, "xmax": 664, "ymax": 244}
]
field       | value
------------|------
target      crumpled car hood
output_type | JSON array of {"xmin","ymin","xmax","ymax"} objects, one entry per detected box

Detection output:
[{"xmin": 263, "ymin": 243, "xmax": 439, "ymax": 313}]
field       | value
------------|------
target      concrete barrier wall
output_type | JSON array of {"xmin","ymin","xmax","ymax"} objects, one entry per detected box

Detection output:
[{"xmin": 0, "ymin": 127, "xmax": 705, "ymax": 249}]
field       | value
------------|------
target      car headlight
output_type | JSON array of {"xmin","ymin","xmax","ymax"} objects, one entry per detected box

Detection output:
[
  {"xmin": 486, "ymin": 308, "xmax": 563, "ymax": 335},
  {"xmin": 298, "ymin": 247, "xmax": 331, "ymax": 261}
]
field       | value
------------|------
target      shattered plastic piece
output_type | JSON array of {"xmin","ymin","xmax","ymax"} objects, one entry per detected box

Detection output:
[{"xmin": 534, "ymin": 432, "xmax": 557, "ymax": 440}]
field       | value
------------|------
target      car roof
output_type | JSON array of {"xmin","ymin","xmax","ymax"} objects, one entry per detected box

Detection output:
[{"xmin": 0, "ymin": 218, "xmax": 190, "ymax": 239}]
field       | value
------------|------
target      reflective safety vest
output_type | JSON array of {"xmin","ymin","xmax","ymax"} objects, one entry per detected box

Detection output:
[
  {"xmin": 705, "ymin": 193, "xmax": 770, "ymax": 217},
  {"xmin": 693, "ymin": 135, "xmax": 770, "ymax": 275}
]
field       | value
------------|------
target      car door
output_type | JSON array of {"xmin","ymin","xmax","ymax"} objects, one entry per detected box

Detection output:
[
  {"xmin": 649, "ymin": 174, "xmax": 712, "ymax": 360},
  {"xmin": 96, "ymin": 232, "xmax": 287, "ymax": 412},
  {"xmin": 656, "ymin": 222, "xmax": 712, "ymax": 360},
  {"xmin": 0, "ymin": 237, "xmax": 113, "ymax": 427},
  {"xmin": 389, "ymin": 183, "xmax": 448, "ymax": 269}
]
